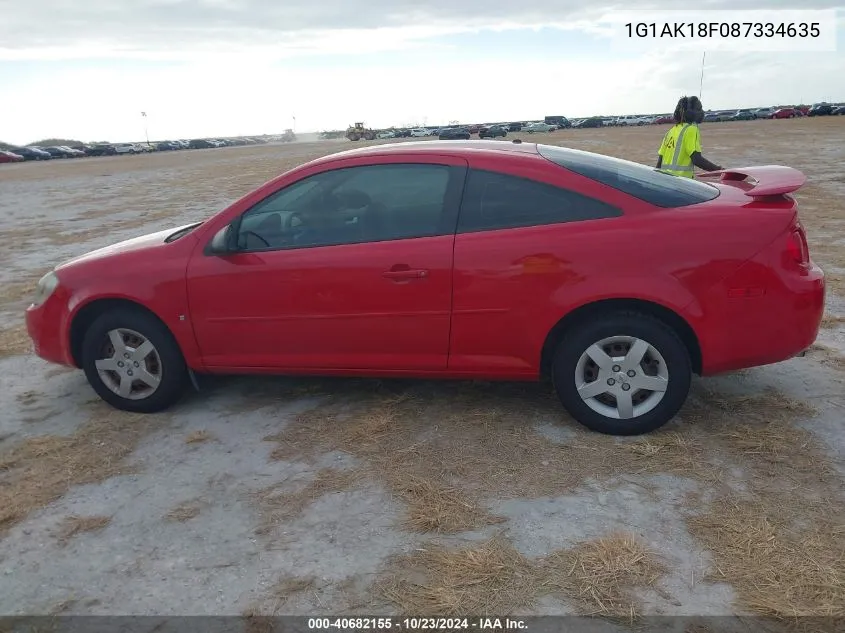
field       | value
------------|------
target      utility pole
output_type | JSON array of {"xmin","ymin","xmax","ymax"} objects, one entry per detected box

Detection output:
[
  {"xmin": 292, "ymin": 116, "xmax": 296, "ymax": 132},
  {"xmin": 141, "ymin": 111, "xmax": 149, "ymax": 146},
  {"xmin": 699, "ymin": 52, "xmax": 705, "ymax": 101}
]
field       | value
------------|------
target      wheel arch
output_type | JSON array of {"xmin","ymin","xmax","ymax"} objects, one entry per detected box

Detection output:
[
  {"xmin": 539, "ymin": 298, "xmax": 702, "ymax": 379},
  {"xmin": 69, "ymin": 297, "xmax": 181, "ymax": 368}
]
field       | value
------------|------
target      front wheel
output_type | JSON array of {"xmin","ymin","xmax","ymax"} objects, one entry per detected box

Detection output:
[
  {"xmin": 81, "ymin": 308, "xmax": 189, "ymax": 413},
  {"xmin": 551, "ymin": 312, "xmax": 692, "ymax": 435}
]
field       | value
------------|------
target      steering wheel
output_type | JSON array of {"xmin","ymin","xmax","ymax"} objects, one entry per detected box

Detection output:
[{"xmin": 241, "ymin": 230, "xmax": 270, "ymax": 248}]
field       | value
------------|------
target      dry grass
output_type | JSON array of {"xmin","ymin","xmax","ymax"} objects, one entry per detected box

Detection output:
[
  {"xmin": 240, "ymin": 575, "xmax": 317, "ymax": 620},
  {"xmin": 375, "ymin": 535, "xmax": 539, "ymax": 615},
  {"xmin": 376, "ymin": 532, "xmax": 667, "ymax": 619},
  {"xmin": 263, "ymin": 378, "xmax": 844, "ymax": 619},
  {"xmin": 164, "ymin": 500, "xmax": 203, "ymax": 522},
  {"xmin": 53, "ymin": 514, "xmax": 112, "ymax": 545},
  {"xmin": 0, "ymin": 324, "xmax": 30, "ymax": 359},
  {"xmin": 820, "ymin": 313, "xmax": 845, "ymax": 329},
  {"xmin": 0, "ymin": 405, "xmax": 165, "ymax": 533},
  {"xmin": 807, "ymin": 344, "xmax": 845, "ymax": 373},
  {"xmin": 184, "ymin": 430, "xmax": 214, "ymax": 444},
  {"xmin": 0, "ymin": 280, "xmax": 36, "ymax": 309},
  {"xmin": 253, "ymin": 467, "xmax": 363, "ymax": 532},
  {"xmin": 687, "ymin": 497, "xmax": 845, "ymax": 619},
  {"xmin": 540, "ymin": 533, "xmax": 668, "ymax": 620}
]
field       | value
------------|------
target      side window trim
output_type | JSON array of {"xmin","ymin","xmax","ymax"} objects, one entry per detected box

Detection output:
[
  {"xmin": 455, "ymin": 168, "xmax": 623, "ymax": 235},
  {"xmin": 230, "ymin": 162, "xmax": 468, "ymax": 254}
]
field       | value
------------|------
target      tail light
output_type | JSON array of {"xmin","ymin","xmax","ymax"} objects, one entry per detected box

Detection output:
[{"xmin": 786, "ymin": 223, "xmax": 810, "ymax": 266}]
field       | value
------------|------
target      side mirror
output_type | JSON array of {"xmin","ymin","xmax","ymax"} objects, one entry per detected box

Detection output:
[{"xmin": 206, "ymin": 224, "xmax": 235, "ymax": 255}]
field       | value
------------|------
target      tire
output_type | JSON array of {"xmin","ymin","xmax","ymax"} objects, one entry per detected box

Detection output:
[
  {"xmin": 551, "ymin": 311, "xmax": 692, "ymax": 436},
  {"xmin": 81, "ymin": 308, "xmax": 189, "ymax": 413}
]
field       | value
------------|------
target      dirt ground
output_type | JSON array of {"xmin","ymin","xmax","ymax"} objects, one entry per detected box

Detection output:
[{"xmin": 1, "ymin": 119, "xmax": 844, "ymax": 628}]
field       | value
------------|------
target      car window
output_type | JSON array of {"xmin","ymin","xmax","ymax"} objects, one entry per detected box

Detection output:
[
  {"xmin": 236, "ymin": 163, "xmax": 455, "ymax": 251},
  {"xmin": 457, "ymin": 169, "xmax": 623, "ymax": 233},
  {"xmin": 536, "ymin": 144, "xmax": 720, "ymax": 208}
]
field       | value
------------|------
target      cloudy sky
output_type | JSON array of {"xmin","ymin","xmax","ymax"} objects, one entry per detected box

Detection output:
[{"xmin": 1, "ymin": 0, "xmax": 843, "ymax": 144}]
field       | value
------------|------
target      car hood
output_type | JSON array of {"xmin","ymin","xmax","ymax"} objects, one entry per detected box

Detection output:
[{"xmin": 55, "ymin": 222, "xmax": 200, "ymax": 271}]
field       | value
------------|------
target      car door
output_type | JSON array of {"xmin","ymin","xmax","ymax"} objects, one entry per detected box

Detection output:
[
  {"xmin": 449, "ymin": 162, "xmax": 626, "ymax": 375},
  {"xmin": 186, "ymin": 155, "xmax": 468, "ymax": 371}
]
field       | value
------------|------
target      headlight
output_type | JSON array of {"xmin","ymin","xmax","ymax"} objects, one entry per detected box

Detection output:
[{"xmin": 31, "ymin": 271, "xmax": 59, "ymax": 307}]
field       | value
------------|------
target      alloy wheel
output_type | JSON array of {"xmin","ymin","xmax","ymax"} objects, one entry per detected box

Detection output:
[
  {"xmin": 574, "ymin": 335, "xmax": 669, "ymax": 420},
  {"xmin": 95, "ymin": 328, "xmax": 162, "ymax": 400}
]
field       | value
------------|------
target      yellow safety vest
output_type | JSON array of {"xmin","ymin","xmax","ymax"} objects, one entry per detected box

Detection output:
[{"xmin": 658, "ymin": 123, "xmax": 699, "ymax": 178}]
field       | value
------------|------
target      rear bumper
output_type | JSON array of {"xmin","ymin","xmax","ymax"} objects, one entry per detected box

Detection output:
[{"xmin": 698, "ymin": 260, "xmax": 825, "ymax": 375}]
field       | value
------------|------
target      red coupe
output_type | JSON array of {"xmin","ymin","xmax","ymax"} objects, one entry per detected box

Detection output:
[
  {"xmin": 771, "ymin": 108, "xmax": 803, "ymax": 119},
  {"xmin": 0, "ymin": 150, "xmax": 24, "ymax": 163},
  {"xmin": 25, "ymin": 141, "xmax": 825, "ymax": 435}
]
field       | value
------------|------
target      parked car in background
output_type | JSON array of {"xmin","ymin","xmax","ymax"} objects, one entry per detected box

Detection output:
[
  {"xmin": 11, "ymin": 146, "xmax": 52, "ymax": 160},
  {"xmin": 0, "ymin": 150, "xmax": 24, "ymax": 163},
  {"xmin": 796, "ymin": 105, "xmax": 810, "ymax": 115},
  {"xmin": 438, "ymin": 127, "xmax": 471, "ymax": 140},
  {"xmin": 832, "ymin": 105, "xmax": 845, "ymax": 115},
  {"xmin": 113, "ymin": 143, "xmax": 139, "ymax": 154},
  {"xmin": 42, "ymin": 146, "xmax": 76, "ymax": 158},
  {"xmin": 24, "ymin": 140, "xmax": 824, "ymax": 438},
  {"xmin": 87, "ymin": 144, "xmax": 118, "ymax": 156},
  {"xmin": 522, "ymin": 122, "xmax": 556, "ymax": 133},
  {"xmin": 156, "ymin": 142, "xmax": 179, "ymax": 151},
  {"xmin": 377, "ymin": 131, "xmax": 395, "ymax": 139},
  {"xmin": 653, "ymin": 115, "xmax": 674, "ymax": 124},
  {"xmin": 754, "ymin": 107, "xmax": 775, "ymax": 118},
  {"xmin": 544, "ymin": 116, "xmax": 571, "ymax": 128},
  {"xmin": 573, "ymin": 117, "xmax": 604, "ymax": 129},
  {"xmin": 507, "ymin": 122, "xmax": 524, "ymax": 132},
  {"xmin": 729, "ymin": 109, "xmax": 757, "ymax": 121},
  {"xmin": 771, "ymin": 108, "xmax": 802, "ymax": 119},
  {"xmin": 410, "ymin": 129, "xmax": 429, "ymax": 137},
  {"xmin": 479, "ymin": 125, "xmax": 508, "ymax": 138},
  {"xmin": 615, "ymin": 116, "xmax": 646, "ymax": 126},
  {"xmin": 808, "ymin": 103, "xmax": 833, "ymax": 116},
  {"xmin": 189, "ymin": 139, "xmax": 213, "ymax": 149}
]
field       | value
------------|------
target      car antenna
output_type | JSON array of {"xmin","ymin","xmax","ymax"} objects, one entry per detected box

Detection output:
[{"xmin": 512, "ymin": 138, "xmax": 523, "ymax": 144}]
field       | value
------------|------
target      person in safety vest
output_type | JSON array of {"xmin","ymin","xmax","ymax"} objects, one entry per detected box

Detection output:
[{"xmin": 656, "ymin": 96, "xmax": 723, "ymax": 177}]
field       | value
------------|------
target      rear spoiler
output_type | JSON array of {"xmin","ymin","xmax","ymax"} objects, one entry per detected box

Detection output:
[{"xmin": 696, "ymin": 166, "xmax": 807, "ymax": 199}]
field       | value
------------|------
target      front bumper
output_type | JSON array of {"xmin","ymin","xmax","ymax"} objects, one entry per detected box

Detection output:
[{"xmin": 25, "ymin": 287, "xmax": 75, "ymax": 367}]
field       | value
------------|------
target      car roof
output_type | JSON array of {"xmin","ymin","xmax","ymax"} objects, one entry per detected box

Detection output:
[{"xmin": 312, "ymin": 139, "xmax": 540, "ymax": 164}]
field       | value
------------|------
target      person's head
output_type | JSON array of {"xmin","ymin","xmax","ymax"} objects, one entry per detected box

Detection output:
[{"xmin": 674, "ymin": 96, "xmax": 705, "ymax": 124}]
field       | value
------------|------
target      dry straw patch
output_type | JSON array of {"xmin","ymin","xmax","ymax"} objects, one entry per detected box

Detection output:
[
  {"xmin": 539, "ymin": 532, "xmax": 668, "ymax": 620},
  {"xmin": 184, "ymin": 430, "xmax": 214, "ymax": 444},
  {"xmin": 263, "ymin": 377, "xmax": 844, "ymax": 619},
  {"xmin": 0, "ymin": 280, "xmax": 36, "ymax": 310},
  {"xmin": 820, "ymin": 313, "xmax": 845, "ymax": 329},
  {"xmin": 164, "ymin": 500, "xmax": 204, "ymax": 522},
  {"xmin": 253, "ymin": 467, "xmax": 364, "ymax": 532},
  {"xmin": 53, "ymin": 514, "xmax": 112, "ymax": 545},
  {"xmin": 375, "ymin": 535, "xmax": 539, "ymax": 616},
  {"xmin": 375, "ymin": 532, "xmax": 667, "ymax": 619},
  {"xmin": 0, "ymin": 404, "xmax": 166, "ymax": 533},
  {"xmin": 0, "ymin": 324, "xmax": 30, "ymax": 359}
]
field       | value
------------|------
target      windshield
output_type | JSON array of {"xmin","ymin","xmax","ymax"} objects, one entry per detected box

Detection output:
[{"xmin": 536, "ymin": 144, "xmax": 720, "ymax": 208}]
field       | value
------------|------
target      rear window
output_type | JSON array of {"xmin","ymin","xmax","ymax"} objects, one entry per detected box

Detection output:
[{"xmin": 536, "ymin": 144, "xmax": 720, "ymax": 208}]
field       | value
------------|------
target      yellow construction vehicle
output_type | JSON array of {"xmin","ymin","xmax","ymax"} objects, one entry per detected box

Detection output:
[
  {"xmin": 346, "ymin": 122, "xmax": 376, "ymax": 141},
  {"xmin": 281, "ymin": 129, "xmax": 296, "ymax": 142}
]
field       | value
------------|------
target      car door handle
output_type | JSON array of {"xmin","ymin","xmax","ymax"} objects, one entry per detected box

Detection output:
[{"xmin": 383, "ymin": 268, "xmax": 429, "ymax": 280}]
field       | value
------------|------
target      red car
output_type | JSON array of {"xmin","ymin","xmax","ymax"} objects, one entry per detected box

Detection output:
[
  {"xmin": 0, "ymin": 150, "xmax": 24, "ymax": 163},
  {"xmin": 771, "ymin": 108, "xmax": 802, "ymax": 119},
  {"xmin": 25, "ymin": 141, "xmax": 825, "ymax": 435}
]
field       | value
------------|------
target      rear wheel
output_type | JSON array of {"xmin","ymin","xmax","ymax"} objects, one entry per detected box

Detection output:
[
  {"xmin": 81, "ymin": 308, "xmax": 189, "ymax": 413},
  {"xmin": 551, "ymin": 312, "xmax": 692, "ymax": 435}
]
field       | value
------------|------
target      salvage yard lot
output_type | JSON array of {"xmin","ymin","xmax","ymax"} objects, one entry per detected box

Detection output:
[{"xmin": 0, "ymin": 119, "xmax": 844, "ymax": 626}]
